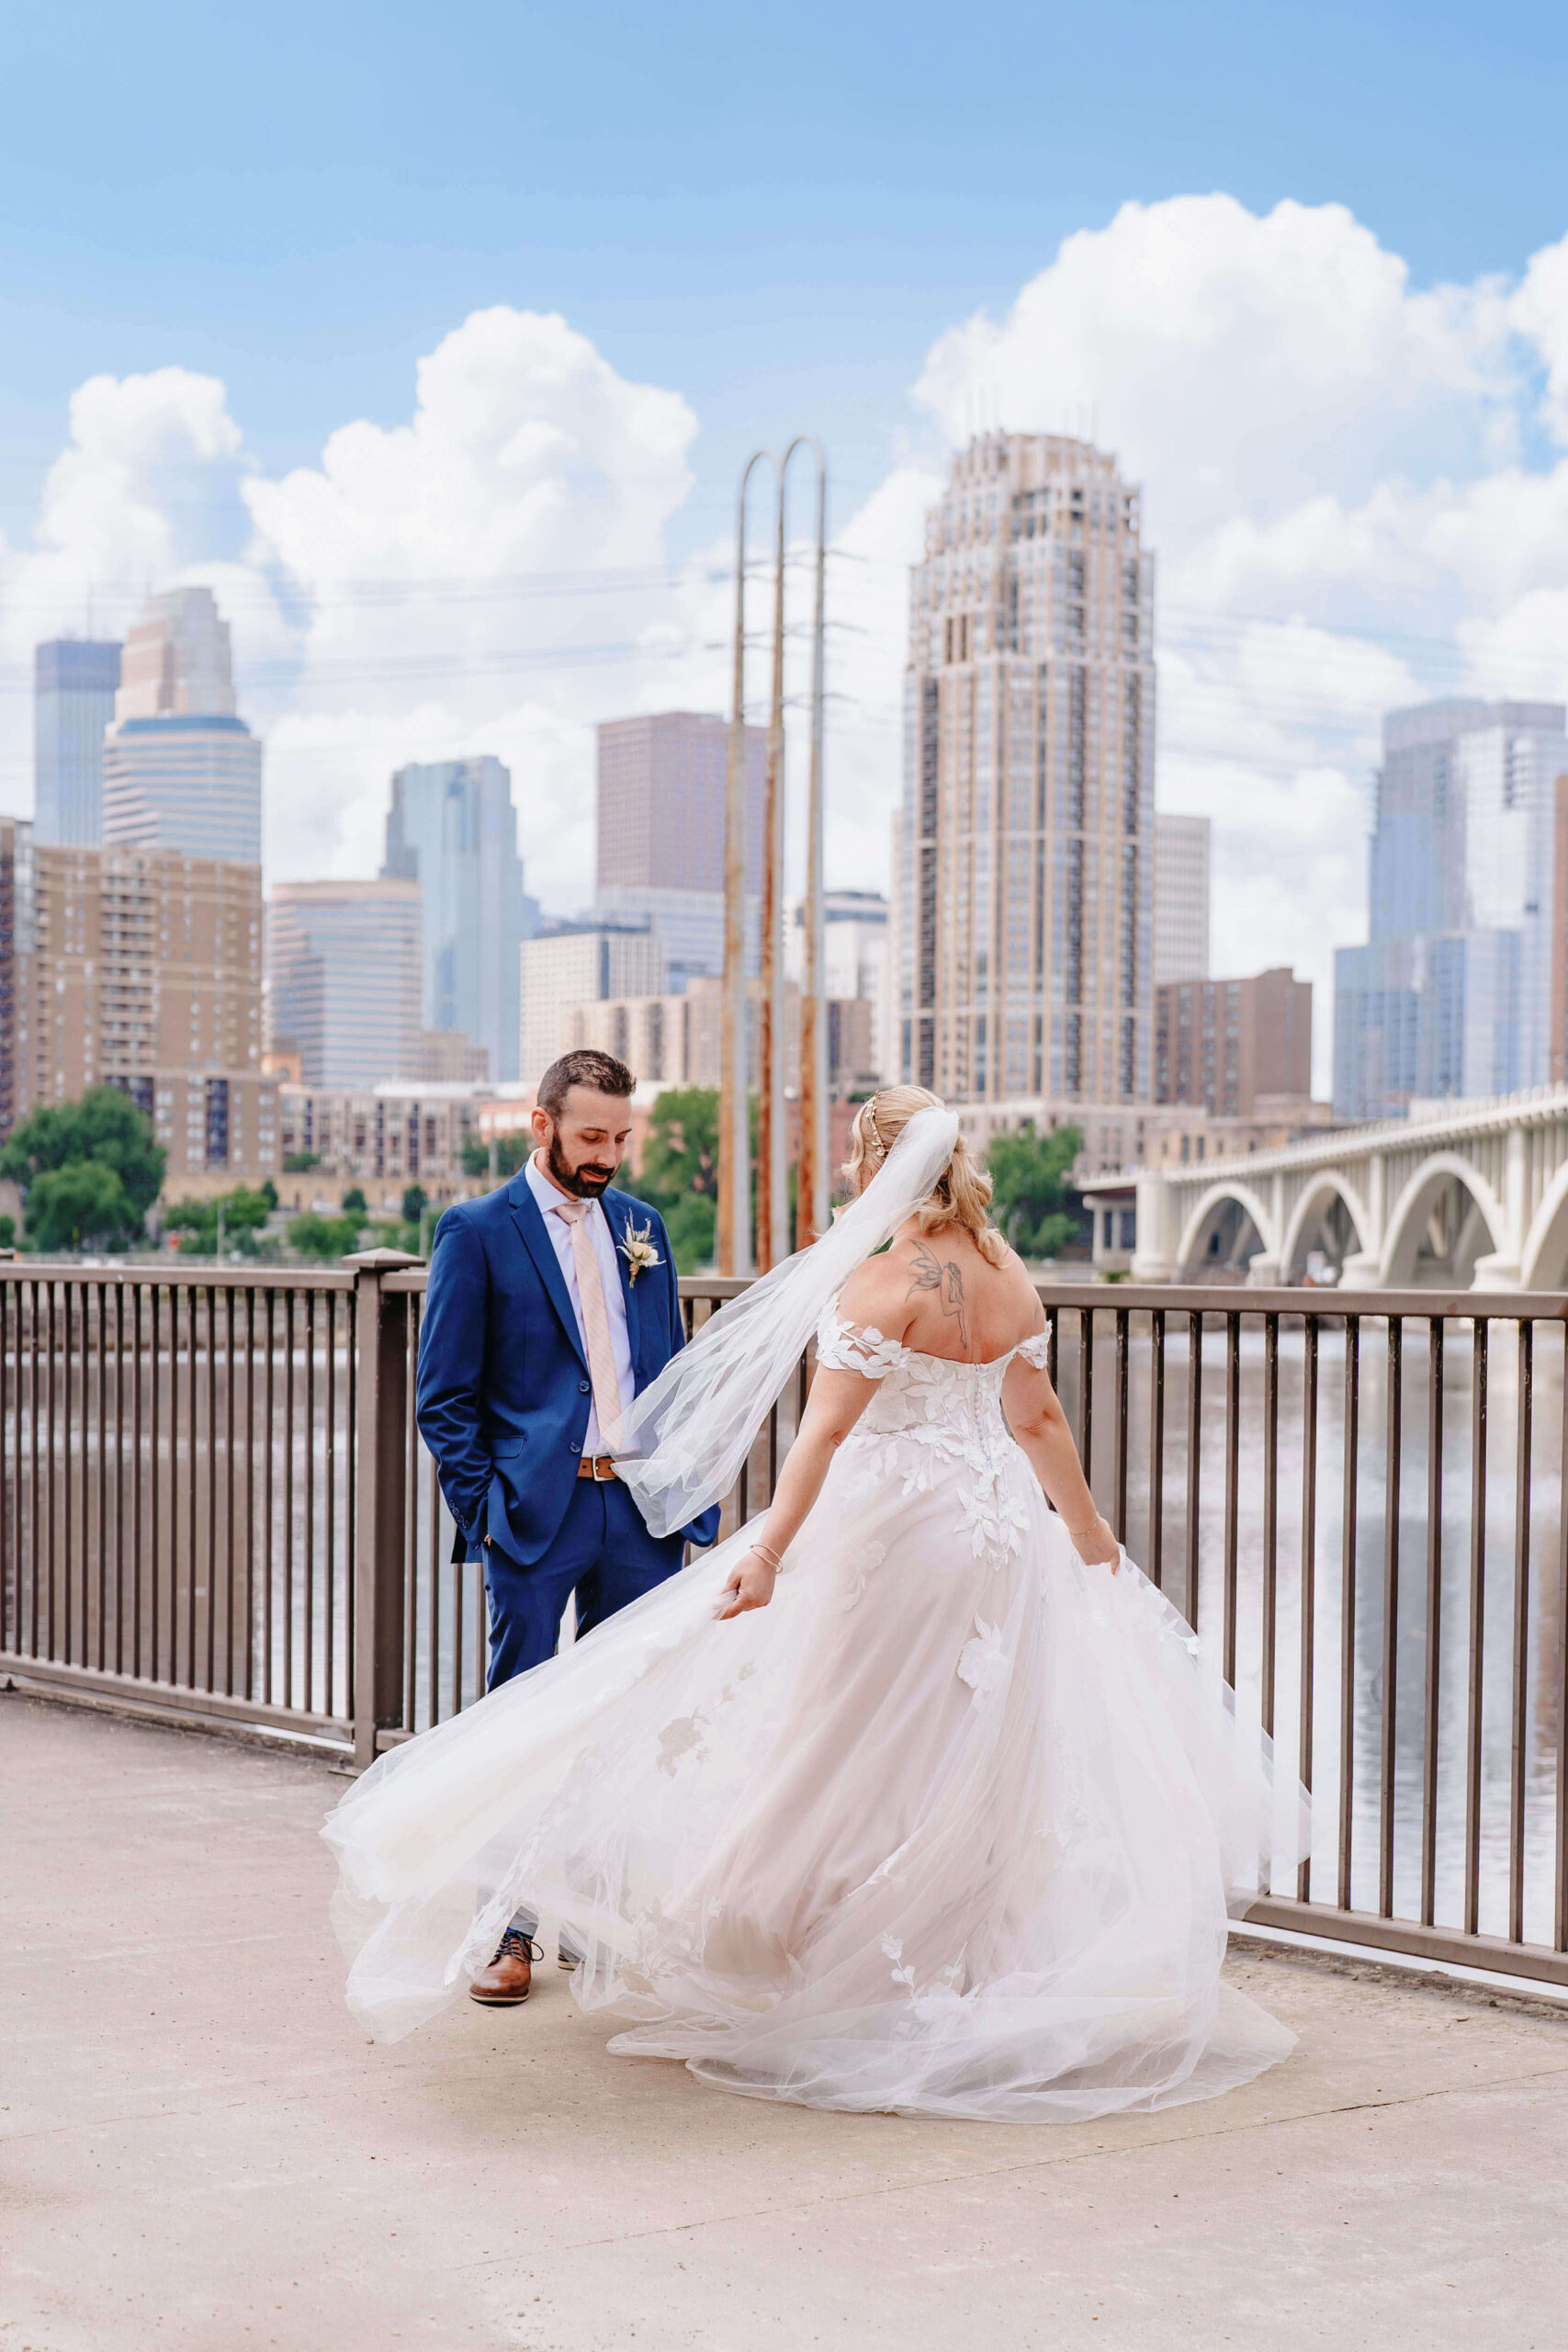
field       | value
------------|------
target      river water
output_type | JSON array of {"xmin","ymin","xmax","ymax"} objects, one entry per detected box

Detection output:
[{"xmin": 1050, "ymin": 1311, "xmax": 1566, "ymax": 1951}]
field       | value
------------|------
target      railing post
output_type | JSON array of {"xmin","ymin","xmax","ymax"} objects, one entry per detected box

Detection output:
[{"xmin": 347, "ymin": 1250, "xmax": 422, "ymax": 1770}]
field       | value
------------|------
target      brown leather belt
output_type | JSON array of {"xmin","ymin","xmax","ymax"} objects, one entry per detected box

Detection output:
[{"xmin": 576, "ymin": 1454, "xmax": 618, "ymax": 1481}]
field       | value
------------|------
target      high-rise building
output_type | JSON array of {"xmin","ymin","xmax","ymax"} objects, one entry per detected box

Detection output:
[
  {"xmin": 382, "ymin": 756, "xmax": 527, "ymax": 1081},
  {"xmin": 893, "ymin": 432, "xmax": 1156, "ymax": 1104},
  {"xmin": 787, "ymin": 888, "xmax": 891, "ymax": 1085},
  {"xmin": 33, "ymin": 639, "xmax": 122, "ymax": 845},
  {"xmin": 103, "ymin": 587, "xmax": 262, "ymax": 865},
  {"xmin": 593, "ymin": 712, "xmax": 766, "ymax": 988},
  {"xmin": 521, "ymin": 921, "xmax": 666, "ymax": 1082},
  {"xmin": 266, "ymin": 879, "xmax": 423, "ymax": 1090},
  {"xmin": 1154, "ymin": 967, "xmax": 1312, "ymax": 1117},
  {"xmin": 1551, "ymin": 775, "xmax": 1568, "ymax": 1086},
  {"xmin": 1152, "ymin": 813, "xmax": 1211, "ymax": 985},
  {"xmin": 0, "ymin": 817, "xmax": 274, "ymax": 1177},
  {"xmin": 1333, "ymin": 700, "xmax": 1568, "ymax": 1117}
]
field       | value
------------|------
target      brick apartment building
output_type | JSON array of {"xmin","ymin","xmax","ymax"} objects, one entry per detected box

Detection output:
[
  {"xmin": 0, "ymin": 818, "xmax": 275, "ymax": 1179},
  {"xmin": 1154, "ymin": 967, "xmax": 1312, "ymax": 1118}
]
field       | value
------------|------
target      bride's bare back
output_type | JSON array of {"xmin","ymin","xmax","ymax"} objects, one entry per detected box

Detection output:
[{"xmin": 838, "ymin": 1219, "xmax": 1043, "ymax": 1366}]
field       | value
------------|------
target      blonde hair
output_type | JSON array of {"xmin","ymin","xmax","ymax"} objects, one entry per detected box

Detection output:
[{"xmin": 844, "ymin": 1087, "xmax": 1008, "ymax": 1268}]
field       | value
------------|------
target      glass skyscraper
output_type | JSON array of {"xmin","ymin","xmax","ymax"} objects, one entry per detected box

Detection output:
[
  {"xmin": 382, "ymin": 756, "xmax": 526, "ymax": 1082},
  {"xmin": 1333, "ymin": 699, "xmax": 1568, "ymax": 1116},
  {"xmin": 267, "ymin": 879, "xmax": 423, "ymax": 1090},
  {"xmin": 33, "ymin": 639, "xmax": 121, "ymax": 844},
  {"xmin": 101, "ymin": 588, "xmax": 262, "ymax": 865}
]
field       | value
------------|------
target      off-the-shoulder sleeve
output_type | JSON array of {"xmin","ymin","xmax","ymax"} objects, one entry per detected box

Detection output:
[
  {"xmin": 1014, "ymin": 1330, "xmax": 1052, "ymax": 1370},
  {"xmin": 815, "ymin": 1307, "xmax": 908, "ymax": 1380}
]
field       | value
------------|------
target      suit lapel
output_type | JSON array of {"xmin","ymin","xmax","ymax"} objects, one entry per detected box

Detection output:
[
  {"xmin": 604, "ymin": 1192, "xmax": 643, "ymax": 1374},
  {"xmin": 507, "ymin": 1173, "xmax": 589, "ymax": 1374}
]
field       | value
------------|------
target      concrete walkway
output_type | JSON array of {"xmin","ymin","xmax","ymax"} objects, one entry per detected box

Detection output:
[{"xmin": 4, "ymin": 1691, "xmax": 1566, "ymax": 2352}]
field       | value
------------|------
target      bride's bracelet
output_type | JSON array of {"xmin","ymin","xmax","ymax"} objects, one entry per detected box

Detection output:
[
  {"xmin": 1065, "ymin": 1510, "xmax": 1106, "ymax": 1542},
  {"xmin": 746, "ymin": 1539, "xmax": 784, "ymax": 1573}
]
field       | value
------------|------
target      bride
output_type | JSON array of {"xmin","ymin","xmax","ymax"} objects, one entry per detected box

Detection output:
[{"xmin": 324, "ymin": 1090, "xmax": 1307, "ymax": 2121}]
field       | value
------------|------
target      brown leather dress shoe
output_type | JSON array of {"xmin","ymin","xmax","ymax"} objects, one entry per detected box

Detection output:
[{"xmin": 468, "ymin": 1929, "xmax": 542, "ymax": 2006}]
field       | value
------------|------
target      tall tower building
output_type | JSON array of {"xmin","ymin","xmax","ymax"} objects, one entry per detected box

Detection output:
[
  {"xmin": 593, "ymin": 711, "xmax": 766, "ymax": 988},
  {"xmin": 1152, "ymin": 812, "xmax": 1211, "ymax": 985},
  {"xmin": 1333, "ymin": 699, "xmax": 1568, "ymax": 1116},
  {"xmin": 103, "ymin": 587, "xmax": 262, "ymax": 865},
  {"xmin": 33, "ymin": 639, "xmax": 122, "ymax": 845},
  {"xmin": 266, "ymin": 879, "xmax": 423, "ymax": 1091},
  {"xmin": 894, "ymin": 433, "xmax": 1156, "ymax": 1104},
  {"xmin": 383, "ymin": 756, "xmax": 526, "ymax": 1081}
]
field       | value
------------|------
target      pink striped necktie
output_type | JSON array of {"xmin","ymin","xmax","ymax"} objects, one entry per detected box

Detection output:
[{"xmin": 551, "ymin": 1198, "xmax": 624, "ymax": 1445}]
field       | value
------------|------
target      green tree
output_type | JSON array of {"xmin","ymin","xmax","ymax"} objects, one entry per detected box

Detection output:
[
  {"xmin": 631, "ymin": 1087, "xmax": 720, "ymax": 1272},
  {"xmin": 461, "ymin": 1133, "xmax": 529, "ymax": 1182},
  {"xmin": 658, "ymin": 1190, "xmax": 716, "ymax": 1273},
  {"xmin": 0, "ymin": 1214, "xmax": 15, "ymax": 1250},
  {"xmin": 401, "ymin": 1184, "xmax": 427, "ymax": 1223},
  {"xmin": 985, "ymin": 1123, "xmax": 1083, "ymax": 1261},
  {"xmin": 162, "ymin": 1187, "xmax": 276, "ymax": 1257},
  {"xmin": 282, "ymin": 1151, "xmax": 320, "ymax": 1173},
  {"xmin": 25, "ymin": 1159, "xmax": 136, "ymax": 1250},
  {"xmin": 341, "ymin": 1186, "xmax": 367, "ymax": 1216},
  {"xmin": 288, "ymin": 1210, "xmax": 366, "ymax": 1261},
  {"xmin": 0, "ymin": 1085, "xmax": 165, "ymax": 1228}
]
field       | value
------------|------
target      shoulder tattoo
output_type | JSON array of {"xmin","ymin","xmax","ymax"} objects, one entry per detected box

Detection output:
[{"xmin": 907, "ymin": 1238, "xmax": 970, "ymax": 1350}]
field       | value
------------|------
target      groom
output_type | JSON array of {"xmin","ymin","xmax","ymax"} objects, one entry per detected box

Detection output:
[{"xmin": 416, "ymin": 1046, "xmax": 718, "ymax": 2007}]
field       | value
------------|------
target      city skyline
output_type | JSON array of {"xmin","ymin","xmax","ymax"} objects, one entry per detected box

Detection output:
[
  {"xmin": 6, "ymin": 6, "xmax": 1568, "ymax": 1103},
  {"xmin": 4, "ymin": 198, "xmax": 1568, "ymax": 1106}
]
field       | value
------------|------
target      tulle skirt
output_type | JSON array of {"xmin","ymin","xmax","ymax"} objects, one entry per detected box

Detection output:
[{"xmin": 323, "ymin": 1432, "xmax": 1309, "ymax": 2121}]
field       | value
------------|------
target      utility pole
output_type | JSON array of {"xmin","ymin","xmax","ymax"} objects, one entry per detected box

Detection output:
[
  {"xmin": 717, "ymin": 438, "xmax": 829, "ymax": 1275},
  {"xmin": 718, "ymin": 452, "xmax": 773, "ymax": 1277},
  {"xmin": 784, "ymin": 436, "xmax": 829, "ymax": 1247},
  {"xmin": 756, "ymin": 463, "xmax": 788, "ymax": 1273}
]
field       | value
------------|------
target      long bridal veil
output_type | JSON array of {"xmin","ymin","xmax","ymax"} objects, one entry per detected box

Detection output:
[{"xmin": 606, "ymin": 1103, "xmax": 960, "ymax": 1534}]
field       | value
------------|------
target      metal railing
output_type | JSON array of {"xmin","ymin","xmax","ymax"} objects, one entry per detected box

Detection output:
[{"xmin": 4, "ymin": 1255, "xmax": 1566, "ymax": 1990}]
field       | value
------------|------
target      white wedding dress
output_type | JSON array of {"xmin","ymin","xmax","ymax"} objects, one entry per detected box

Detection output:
[{"xmin": 325, "ymin": 1299, "xmax": 1308, "ymax": 2123}]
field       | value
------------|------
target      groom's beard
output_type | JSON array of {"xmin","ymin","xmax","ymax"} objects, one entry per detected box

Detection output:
[{"xmin": 544, "ymin": 1132, "xmax": 619, "ymax": 1199}]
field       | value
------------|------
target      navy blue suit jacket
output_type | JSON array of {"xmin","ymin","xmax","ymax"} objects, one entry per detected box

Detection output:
[{"xmin": 416, "ymin": 1170, "xmax": 719, "ymax": 1566}]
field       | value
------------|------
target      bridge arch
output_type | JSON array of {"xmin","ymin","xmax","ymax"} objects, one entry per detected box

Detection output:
[
  {"xmin": 1280, "ymin": 1172, "xmax": 1371, "ymax": 1283},
  {"xmin": 1174, "ymin": 1181, "xmax": 1278, "ymax": 1279},
  {"xmin": 1521, "ymin": 1159, "xmax": 1568, "ymax": 1291},
  {"xmin": 1381, "ymin": 1151, "xmax": 1507, "ymax": 1289}
]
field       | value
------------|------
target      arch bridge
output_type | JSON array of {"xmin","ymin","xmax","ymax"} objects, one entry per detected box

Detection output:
[{"xmin": 1092, "ymin": 1084, "xmax": 1568, "ymax": 1291}]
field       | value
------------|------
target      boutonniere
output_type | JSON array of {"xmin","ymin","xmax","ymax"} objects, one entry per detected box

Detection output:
[{"xmin": 617, "ymin": 1217, "xmax": 662, "ymax": 1285}]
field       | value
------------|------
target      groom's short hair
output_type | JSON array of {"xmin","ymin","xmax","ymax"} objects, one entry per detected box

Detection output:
[{"xmin": 537, "ymin": 1049, "xmax": 637, "ymax": 1120}]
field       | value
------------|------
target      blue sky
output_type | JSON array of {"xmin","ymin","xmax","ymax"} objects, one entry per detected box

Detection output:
[{"xmin": 6, "ymin": 0, "xmax": 1568, "ymax": 544}]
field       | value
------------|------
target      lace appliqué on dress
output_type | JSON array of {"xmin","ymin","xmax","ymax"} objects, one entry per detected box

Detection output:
[
  {"xmin": 815, "ymin": 1311, "xmax": 910, "ymax": 1379},
  {"xmin": 819, "ymin": 1303, "xmax": 1035, "ymax": 1572}
]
